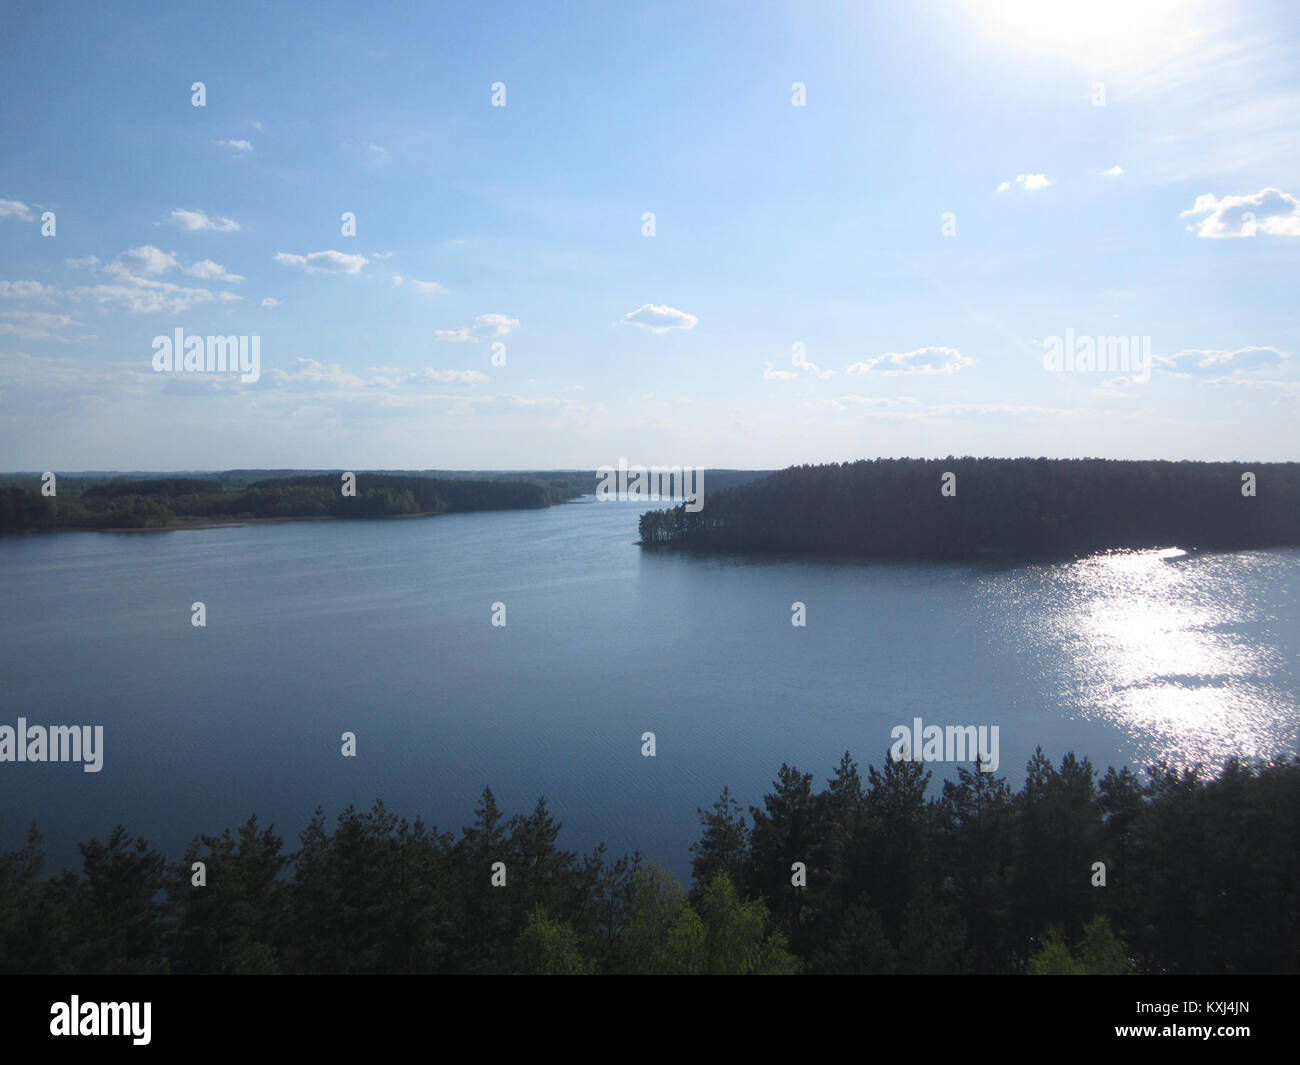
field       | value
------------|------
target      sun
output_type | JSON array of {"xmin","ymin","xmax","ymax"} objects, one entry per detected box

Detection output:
[{"xmin": 963, "ymin": 0, "xmax": 1206, "ymax": 74}]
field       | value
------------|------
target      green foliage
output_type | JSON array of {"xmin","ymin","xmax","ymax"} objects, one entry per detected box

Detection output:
[
  {"xmin": 515, "ymin": 907, "xmax": 593, "ymax": 974},
  {"xmin": 1027, "ymin": 928, "xmax": 1081, "ymax": 974},
  {"xmin": 615, "ymin": 862, "xmax": 685, "ymax": 974},
  {"xmin": 652, "ymin": 875, "xmax": 800, "ymax": 975},
  {"xmin": 1029, "ymin": 916, "xmax": 1131, "ymax": 974},
  {"xmin": 747, "ymin": 764, "xmax": 818, "ymax": 937},
  {"xmin": 689, "ymin": 786, "xmax": 750, "ymax": 893},
  {"xmin": 2, "ymin": 752, "xmax": 1297, "ymax": 974}
]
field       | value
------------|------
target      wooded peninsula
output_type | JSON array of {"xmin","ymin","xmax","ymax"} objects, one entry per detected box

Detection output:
[{"xmin": 639, "ymin": 458, "xmax": 1300, "ymax": 559}]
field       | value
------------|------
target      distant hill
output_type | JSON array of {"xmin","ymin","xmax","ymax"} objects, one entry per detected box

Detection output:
[{"xmin": 638, "ymin": 458, "xmax": 1300, "ymax": 559}]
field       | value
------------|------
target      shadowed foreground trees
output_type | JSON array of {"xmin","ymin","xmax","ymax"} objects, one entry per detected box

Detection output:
[{"xmin": 1, "ymin": 751, "xmax": 1297, "ymax": 974}]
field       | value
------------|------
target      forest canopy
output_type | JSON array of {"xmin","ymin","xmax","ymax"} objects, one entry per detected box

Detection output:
[
  {"xmin": 2, "ymin": 749, "xmax": 1296, "ymax": 975},
  {"xmin": 0, "ymin": 472, "xmax": 587, "ymax": 532},
  {"xmin": 639, "ymin": 458, "xmax": 1300, "ymax": 559}
]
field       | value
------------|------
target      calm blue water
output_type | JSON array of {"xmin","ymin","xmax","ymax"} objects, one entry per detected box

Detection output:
[{"xmin": 1, "ymin": 498, "xmax": 1297, "ymax": 880}]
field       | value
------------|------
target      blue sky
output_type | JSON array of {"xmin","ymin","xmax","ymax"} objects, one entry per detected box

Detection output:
[{"xmin": 1, "ymin": 0, "xmax": 1298, "ymax": 470}]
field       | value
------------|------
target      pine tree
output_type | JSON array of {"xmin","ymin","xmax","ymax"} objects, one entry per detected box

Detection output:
[{"xmin": 689, "ymin": 786, "xmax": 750, "ymax": 896}]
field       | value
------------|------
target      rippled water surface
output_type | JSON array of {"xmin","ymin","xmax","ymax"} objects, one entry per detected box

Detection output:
[{"xmin": 1, "ymin": 499, "xmax": 1296, "ymax": 878}]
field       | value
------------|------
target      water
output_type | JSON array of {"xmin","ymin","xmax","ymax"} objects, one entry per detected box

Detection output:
[{"xmin": 1, "ymin": 498, "xmax": 1297, "ymax": 881}]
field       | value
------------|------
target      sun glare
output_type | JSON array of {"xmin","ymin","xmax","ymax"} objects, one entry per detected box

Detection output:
[{"xmin": 964, "ymin": 0, "xmax": 1205, "ymax": 73}]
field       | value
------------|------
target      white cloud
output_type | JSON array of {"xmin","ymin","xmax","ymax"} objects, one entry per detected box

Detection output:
[
  {"xmin": 268, "ymin": 358, "xmax": 366, "ymax": 390},
  {"xmin": 214, "ymin": 139, "xmax": 253, "ymax": 153},
  {"xmin": 217, "ymin": 292, "xmax": 243, "ymax": 303},
  {"xmin": 169, "ymin": 208, "xmax": 242, "ymax": 232},
  {"xmin": 0, "ymin": 281, "xmax": 52, "ymax": 298},
  {"xmin": 815, "ymin": 395, "xmax": 1078, "ymax": 418},
  {"xmin": 847, "ymin": 346, "xmax": 973, "ymax": 376},
  {"xmin": 70, "ymin": 279, "xmax": 215, "ymax": 314},
  {"xmin": 766, "ymin": 356, "xmax": 834, "ymax": 380},
  {"xmin": 261, "ymin": 297, "xmax": 280, "ymax": 307},
  {"xmin": 1204, "ymin": 376, "xmax": 1300, "ymax": 398},
  {"xmin": 931, "ymin": 402, "xmax": 1081, "ymax": 417},
  {"xmin": 1100, "ymin": 165, "xmax": 1124, "ymax": 177},
  {"xmin": 817, "ymin": 395, "xmax": 923, "ymax": 412},
  {"xmin": 623, "ymin": 303, "xmax": 698, "ymax": 333},
  {"xmin": 0, "ymin": 310, "xmax": 75, "ymax": 339},
  {"xmin": 1180, "ymin": 187, "xmax": 1300, "ymax": 238},
  {"xmin": 0, "ymin": 350, "xmax": 144, "ymax": 396},
  {"xmin": 391, "ymin": 274, "xmax": 404, "ymax": 286},
  {"xmin": 434, "ymin": 313, "xmax": 519, "ymax": 342},
  {"xmin": 470, "ymin": 313, "xmax": 518, "ymax": 338},
  {"xmin": 467, "ymin": 393, "xmax": 575, "ymax": 416},
  {"xmin": 367, "ymin": 144, "xmax": 391, "ymax": 164},
  {"xmin": 108, "ymin": 245, "xmax": 178, "ymax": 277},
  {"xmin": 1157, "ymin": 346, "xmax": 1291, "ymax": 374},
  {"xmin": 56, "ymin": 247, "xmax": 221, "ymax": 313},
  {"xmin": 266, "ymin": 358, "xmax": 490, "ymax": 392},
  {"xmin": 410, "ymin": 279, "xmax": 446, "ymax": 295},
  {"xmin": 1095, "ymin": 376, "xmax": 1145, "ymax": 398},
  {"xmin": 274, "ymin": 250, "xmax": 368, "ymax": 274},
  {"xmin": 185, "ymin": 259, "xmax": 245, "ymax": 282},
  {"xmin": 54, "ymin": 247, "xmax": 246, "ymax": 313},
  {"xmin": 0, "ymin": 199, "xmax": 35, "ymax": 222},
  {"xmin": 997, "ymin": 174, "xmax": 1051, "ymax": 192},
  {"xmin": 367, "ymin": 366, "xmax": 489, "ymax": 385}
]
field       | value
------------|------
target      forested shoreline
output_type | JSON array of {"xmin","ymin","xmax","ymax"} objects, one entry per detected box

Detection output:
[
  {"xmin": 0, "ymin": 467, "xmax": 776, "ymax": 533},
  {"xmin": 3, "ymin": 749, "xmax": 1296, "ymax": 975},
  {"xmin": 639, "ymin": 458, "xmax": 1300, "ymax": 559},
  {"xmin": 0, "ymin": 473, "xmax": 587, "ymax": 532}
]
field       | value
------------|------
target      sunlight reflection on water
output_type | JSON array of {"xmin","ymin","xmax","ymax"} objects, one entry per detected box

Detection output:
[{"xmin": 992, "ymin": 547, "xmax": 1297, "ymax": 770}]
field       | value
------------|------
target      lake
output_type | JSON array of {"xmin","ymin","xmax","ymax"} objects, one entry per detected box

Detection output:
[{"xmin": 1, "ymin": 497, "xmax": 1297, "ymax": 881}]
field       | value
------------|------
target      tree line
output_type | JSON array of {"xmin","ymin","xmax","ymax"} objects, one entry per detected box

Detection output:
[
  {"xmin": 0, "ymin": 473, "xmax": 583, "ymax": 532},
  {"xmin": 0, "ymin": 467, "xmax": 780, "ymax": 533},
  {"xmin": 2, "ymin": 749, "xmax": 1296, "ymax": 974},
  {"xmin": 639, "ymin": 458, "xmax": 1300, "ymax": 558}
]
